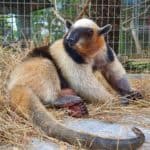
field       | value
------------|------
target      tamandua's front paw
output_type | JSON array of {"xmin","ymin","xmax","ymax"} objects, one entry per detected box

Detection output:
[
  {"xmin": 124, "ymin": 90, "xmax": 143, "ymax": 100},
  {"xmin": 120, "ymin": 90, "xmax": 143, "ymax": 106}
]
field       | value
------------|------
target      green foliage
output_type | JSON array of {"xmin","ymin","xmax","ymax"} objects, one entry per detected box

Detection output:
[
  {"xmin": 0, "ymin": 14, "xmax": 17, "ymax": 43},
  {"xmin": 125, "ymin": 60, "xmax": 150, "ymax": 73},
  {"xmin": 31, "ymin": 0, "xmax": 82, "ymax": 42},
  {"xmin": 0, "ymin": 0, "xmax": 82, "ymax": 44},
  {"xmin": 57, "ymin": 0, "xmax": 80, "ymax": 20}
]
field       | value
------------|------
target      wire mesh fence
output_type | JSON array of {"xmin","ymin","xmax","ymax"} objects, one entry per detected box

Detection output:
[{"xmin": 0, "ymin": 0, "xmax": 149, "ymax": 72}]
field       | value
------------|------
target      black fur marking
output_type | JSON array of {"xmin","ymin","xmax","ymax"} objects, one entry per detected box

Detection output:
[
  {"xmin": 27, "ymin": 45, "xmax": 52, "ymax": 60},
  {"xmin": 27, "ymin": 45, "xmax": 70, "ymax": 89},
  {"xmin": 63, "ymin": 38, "xmax": 85, "ymax": 64},
  {"xmin": 107, "ymin": 45, "xmax": 115, "ymax": 62},
  {"xmin": 69, "ymin": 27, "xmax": 93, "ymax": 40},
  {"xmin": 63, "ymin": 27, "xmax": 94, "ymax": 64},
  {"xmin": 66, "ymin": 27, "xmax": 93, "ymax": 46},
  {"xmin": 54, "ymin": 64, "xmax": 70, "ymax": 89}
]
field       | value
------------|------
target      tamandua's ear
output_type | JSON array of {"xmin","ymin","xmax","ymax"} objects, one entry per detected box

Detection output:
[
  {"xmin": 98, "ymin": 24, "xmax": 112, "ymax": 35},
  {"xmin": 65, "ymin": 20, "xmax": 73, "ymax": 31}
]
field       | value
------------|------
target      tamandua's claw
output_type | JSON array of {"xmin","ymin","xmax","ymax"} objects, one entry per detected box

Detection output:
[
  {"xmin": 120, "ymin": 90, "xmax": 143, "ymax": 105},
  {"xmin": 131, "ymin": 90, "xmax": 143, "ymax": 100},
  {"xmin": 125, "ymin": 90, "xmax": 143, "ymax": 101}
]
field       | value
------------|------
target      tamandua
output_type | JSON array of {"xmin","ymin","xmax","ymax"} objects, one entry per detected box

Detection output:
[{"xmin": 7, "ymin": 18, "xmax": 145, "ymax": 150}]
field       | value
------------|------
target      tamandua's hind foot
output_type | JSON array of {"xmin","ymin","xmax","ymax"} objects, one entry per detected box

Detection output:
[
  {"xmin": 54, "ymin": 95, "xmax": 88, "ymax": 118},
  {"xmin": 120, "ymin": 90, "xmax": 143, "ymax": 105}
]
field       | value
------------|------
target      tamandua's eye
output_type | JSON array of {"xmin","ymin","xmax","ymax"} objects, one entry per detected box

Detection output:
[
  {"xmin": 84, "ymin": 29, "xmax": 93, "ymax": 38},
  {"xmin": 87, "ymin": 29, "xmax": 93, "ymax": 35}
]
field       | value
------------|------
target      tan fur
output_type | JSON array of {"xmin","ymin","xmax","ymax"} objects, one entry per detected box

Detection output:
[
  {"xmin": 7, "ymin": 56, "xmax": 85, "ymax": 146},
  {"xmin": 50, "ymin": 39, "xmax": 115, "ymax": 103},
  {"xmin": 8, "ymin": 57, "xmax": 60, "ymax": 104},
  {"xmin": 10, "ymin": 85, "xmax": 31, "ymax": 116}
]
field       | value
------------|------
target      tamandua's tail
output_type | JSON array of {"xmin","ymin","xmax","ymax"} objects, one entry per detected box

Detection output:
[{"xmin": 9, "ymin": 85, "xmax": 145, "ymax": 150}]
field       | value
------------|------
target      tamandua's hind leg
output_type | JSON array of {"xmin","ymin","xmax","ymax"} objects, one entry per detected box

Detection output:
[{"xmin": 94, "ymin": 45, "xmax": 143, "ymax": 104}]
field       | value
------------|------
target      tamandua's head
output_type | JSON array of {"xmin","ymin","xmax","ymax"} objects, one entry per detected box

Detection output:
[{"xmin": 64, "ymin": 18, "xmax": 112, "ymax": 58}]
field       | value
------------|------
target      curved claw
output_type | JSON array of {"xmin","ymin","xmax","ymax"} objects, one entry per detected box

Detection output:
[
  {"xmin": 126, "ymin": 90, "xmax": 143, "ymax": 100},
  {"xmin": 120, "ymin": 90, "xmax": 143, "ymax": 105}
]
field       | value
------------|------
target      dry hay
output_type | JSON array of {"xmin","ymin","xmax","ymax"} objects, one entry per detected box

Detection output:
[
  {"xmin": 0, "ymin": 46, "xmax": 37, "ymax": 147},
  {"xmin": 0, "ymin": 45, "xmax": 150, "ymax": 149}
]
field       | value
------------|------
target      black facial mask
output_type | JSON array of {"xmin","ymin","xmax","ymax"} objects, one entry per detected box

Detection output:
[{"xmin": 65, "ymin": 27, "xmax": 93, "ymax": 47}]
